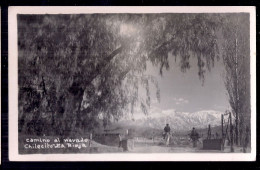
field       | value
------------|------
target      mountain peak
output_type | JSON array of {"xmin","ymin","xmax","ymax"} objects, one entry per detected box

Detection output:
[{"xmin": 119, "ymin": 108, "xmax": 223, "ymax": 132}]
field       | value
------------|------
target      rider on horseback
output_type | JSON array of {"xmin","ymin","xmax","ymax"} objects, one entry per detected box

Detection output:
[
  {"xmin": 163, "ymin": 124, "xmax": 171, "ymax": 139},
  {"xmin": 190, "ymin": 127, "xmax": 199, "ymax": 147},
  {"xmin": 163, "ymin": 124, "xmax": 171, "ymax": 146}
]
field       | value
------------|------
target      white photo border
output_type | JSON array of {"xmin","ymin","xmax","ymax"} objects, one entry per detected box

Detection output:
[{"xmin": 8, "ymin": 6, "xmax": 256, "ymax": 161}]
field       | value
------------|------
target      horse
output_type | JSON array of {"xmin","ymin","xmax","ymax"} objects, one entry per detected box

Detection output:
[{"xmin": 165, "ymin": 132, "xmax": 171, "ymax": 146}]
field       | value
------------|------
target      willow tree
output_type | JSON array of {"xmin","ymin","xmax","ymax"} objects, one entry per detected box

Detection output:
[
  {"xmin": 222, "ymin": 14, "xmax": 250, "ymax": 146},
  {"xmin": 18, "ymin": 14, "xmax": 222, "ymax": 137}
]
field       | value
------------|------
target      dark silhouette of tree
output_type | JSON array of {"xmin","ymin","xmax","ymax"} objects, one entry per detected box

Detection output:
[
  {"xmin": 221, "ymin": 14, "xmax": 250, "ymax": 146},
  {"xmin": 18, "ymin": 14, "xmax": 222, "ymax": 136}
]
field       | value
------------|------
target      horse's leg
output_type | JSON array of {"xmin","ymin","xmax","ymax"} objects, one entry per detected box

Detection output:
[{"xmin": 166, "ymin": 135, "xmax": 169, "ymax": 146}]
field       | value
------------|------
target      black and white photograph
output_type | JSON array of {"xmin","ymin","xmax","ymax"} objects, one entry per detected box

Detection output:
[{"xmin": 8, "ymin": 6, "xmax": 256, "ymax": 161}]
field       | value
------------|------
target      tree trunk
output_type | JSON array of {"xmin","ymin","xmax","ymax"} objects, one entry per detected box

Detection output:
[
  {"xmin": 235, "ymin": 116, "xmax": 239, "ymax": 145},
  {"xmin": 239, "ymin": 117, "xmax": 244, "ymax": 146},
  {"xmin": 84, "ymin": 45, "xmax": 124, "ymax": 86},
  {"xmin": 235, "ymin": 38, "xmax": 239, "ymax": 146}
]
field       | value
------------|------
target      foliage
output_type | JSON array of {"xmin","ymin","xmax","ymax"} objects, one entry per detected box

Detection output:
[
  {"xmin": 221, "ymin": 14, "xmax": 251, "ymax": 145},
  {"xmin": 18, "ymin": 14, "xmax": 222, "ymax": 136}
]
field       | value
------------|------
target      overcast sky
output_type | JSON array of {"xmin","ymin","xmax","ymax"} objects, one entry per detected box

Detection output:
[{"xmin": 143, "ymin": 53, "xmax": 229, "ymax": 113}]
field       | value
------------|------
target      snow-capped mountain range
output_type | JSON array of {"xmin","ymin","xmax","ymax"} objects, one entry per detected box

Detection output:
[{"xmin": 119, "ymin": 107, "xmax": 222, "ymax": 132}]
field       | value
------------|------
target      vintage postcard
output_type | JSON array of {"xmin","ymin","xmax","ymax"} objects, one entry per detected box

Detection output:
[{"xmin": 8, "ymin": 6, "xmax": 256, "ymax": 161}]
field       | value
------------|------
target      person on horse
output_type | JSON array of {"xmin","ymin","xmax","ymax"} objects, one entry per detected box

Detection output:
[
  {"xmin": 163, "ymin": 124, "xmax": 171, "ymax": 139},
  {"xmin": 190, "ymin": 127, "xmax": 199, "ymax": 147}
]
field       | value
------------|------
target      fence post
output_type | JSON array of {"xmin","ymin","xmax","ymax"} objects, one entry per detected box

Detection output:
[
  {"xmin": 221, "ymin": 114, "xmax": 224, "ymax": 138},
  {"xmin": 221, "ymin": 114, "xmax": 224, "ymax": 150},
  {"xmin": 207, "ymin": 124, "xmax": 211, "ymax": 139},
  {"xmin": 89, "ymin": 133, "xmax": 92, "ymax": 147}
]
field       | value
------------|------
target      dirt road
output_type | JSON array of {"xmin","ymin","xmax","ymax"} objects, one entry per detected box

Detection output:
[
  {"xmin": 129, "ymin": 145, "xmax": 246, "ymax": 153},
  {"xmin": 130, "ymin": 145, "xmax": 201, "ymax": 153}
]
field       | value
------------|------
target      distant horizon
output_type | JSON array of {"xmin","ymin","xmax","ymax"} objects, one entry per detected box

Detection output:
[{"xmin": 121, "ymin": 105, "xmax": 224, "ymax": 122}]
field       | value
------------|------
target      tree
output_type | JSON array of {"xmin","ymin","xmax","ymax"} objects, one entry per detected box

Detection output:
[
  {"xmin": 18, "ymin": 14, "xmax": 222, "ymax": 137},
  {"xmin": 222, "ymin": 14, "xmax": 250, "ymax": 145}
]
